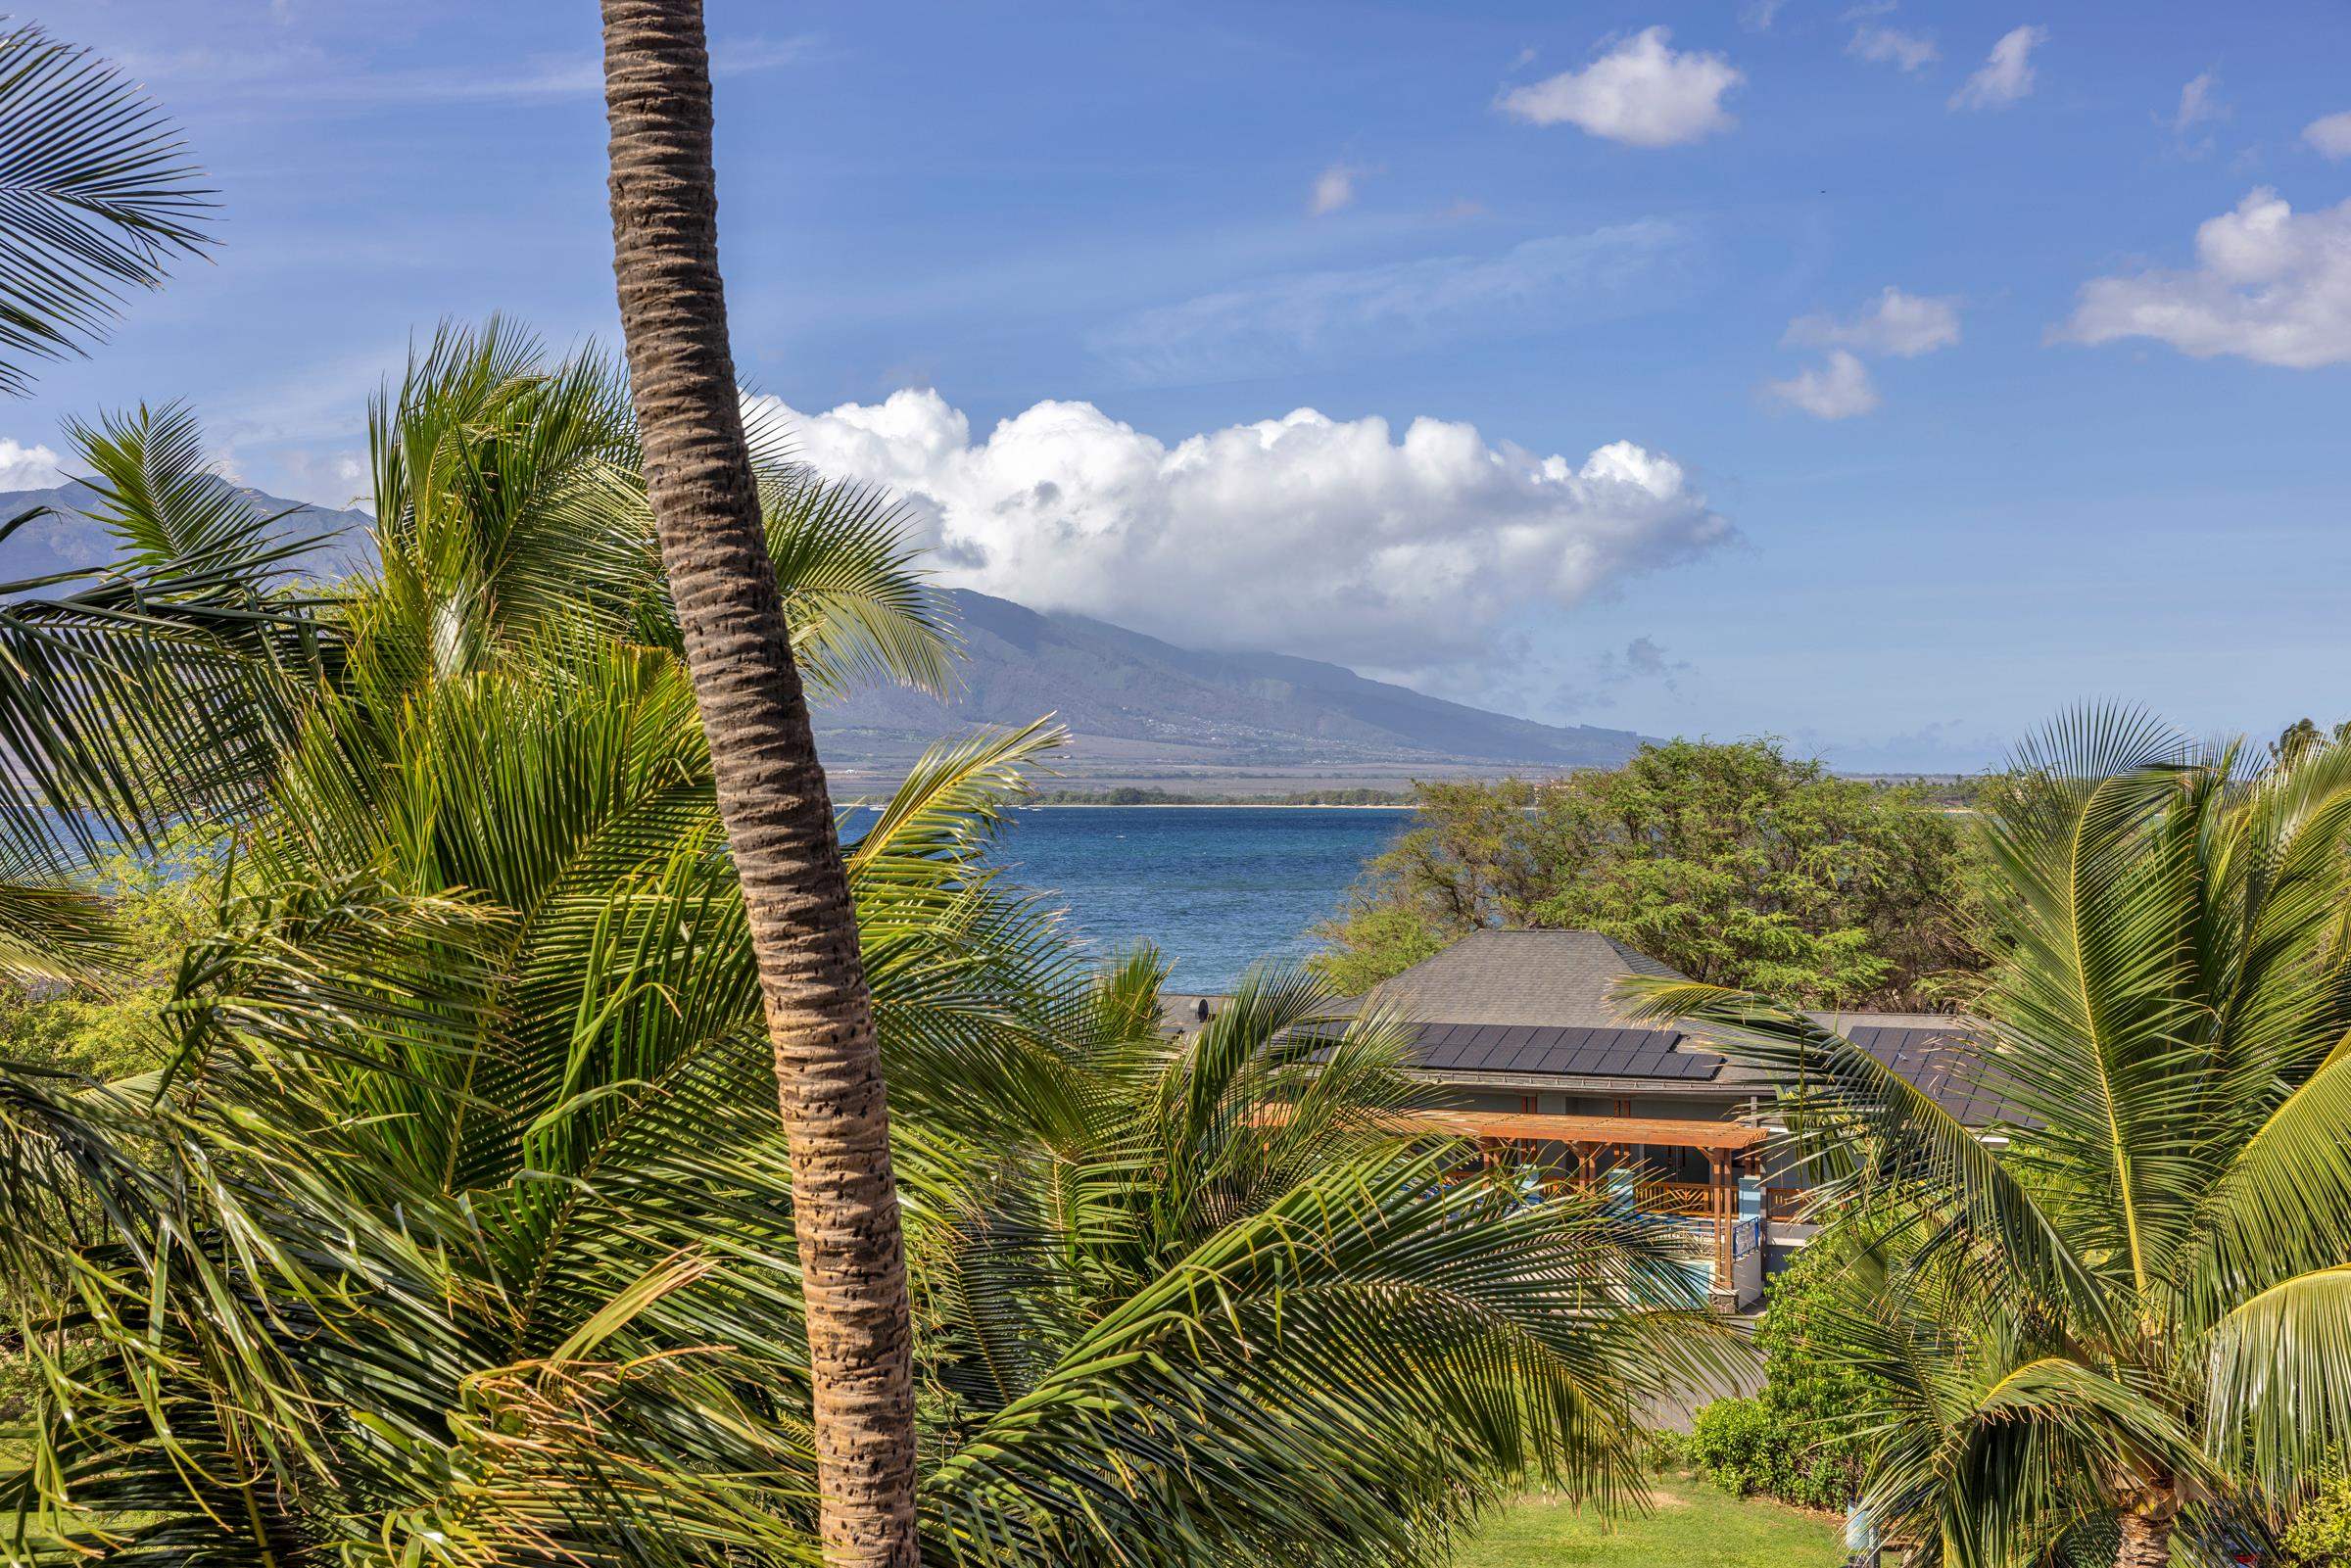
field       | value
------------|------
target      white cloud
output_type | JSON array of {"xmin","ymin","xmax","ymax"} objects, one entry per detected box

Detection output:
[
  {"xmin": 2173, "ymin": 72, "xmax": 2226, "ymax": 133},
  {"xmin": 2305, "ymin": 112, "xmax": 2351, "ymax": 161},
  {"xmin": 1498, "ymin": 26, "xmax": 1742, "ymax": 148},
  {"xmin": 746, "ymin": 389, "xmax": 1733, "ymax": 676},
  {"xmin": 1090, "ymin": 221, "xmax": 1691, "ymax": 383},
  {"xmin": 0, "ymin": 439, "xmax": 64, "ymax": 491},
  {"xmin": 1949, "ymin": 24, "xmax": 2045, "ymax": 111},
  {"xmin": 1741, "ymin": 0, "xmax": 1788, "ymax": 31},
  {"xmin": 270, "ymin": 447, "xmax": 372, "ymax": 510},
  {"xmin": 1764, "ymin": 351, "xmax": 1881, "ymax": 419},
  {"xmin": 1308, "ymin": 162, "xmax": 1366, "ymax": 216},
  {"xmin": 2056, "ymin": 188, "xmax": 2351, "ymax": 368},
  {"xmin": 1847, "ymin": 15, "xmax": 1938, "ymax": 73},
  {"xmin": 1785, "ymin": 287, "xmax": 1962, "ymax": 356}
]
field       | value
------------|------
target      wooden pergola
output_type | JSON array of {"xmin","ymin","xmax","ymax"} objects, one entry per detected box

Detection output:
[{"xmin": 1395, "ymin": 1109, "xmax": 1767, "ymax": 1284}]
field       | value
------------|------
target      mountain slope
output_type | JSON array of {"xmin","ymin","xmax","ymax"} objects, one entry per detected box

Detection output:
[
  {"xmin": 817, "ymin": 589, "xmax": 1646, "ymax": 779},
  {"xmin": 0, "ymin": 479, "xmax": 373, "ymax": 580}
]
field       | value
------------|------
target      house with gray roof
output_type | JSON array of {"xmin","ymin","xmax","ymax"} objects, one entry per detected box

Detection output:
[{"xmin": 1173, "ymin": 927, "xmax": 2000, "ymax": 1310}]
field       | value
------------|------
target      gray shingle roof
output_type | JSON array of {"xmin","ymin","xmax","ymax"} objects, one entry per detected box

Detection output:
[
  {"xmin": 1346, "ymin": 930, "xmax": 2020, "ymax": 1124},
  {"xmin": 1363, "ymin": 928, "xmax": 1689, "ymax": 1027}
]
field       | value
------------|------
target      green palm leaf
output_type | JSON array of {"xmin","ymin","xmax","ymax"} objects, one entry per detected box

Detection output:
[{"xmin": 0, "ymin": 20, "xmax": 214, "ymax": 395}]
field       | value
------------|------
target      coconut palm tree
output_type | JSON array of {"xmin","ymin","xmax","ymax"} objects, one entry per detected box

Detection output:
[
  {"xmin": 0, "ymin": 19, "xmax": 214, "ymax": 394},
  {"xmin": 1628, "ymin": 710, "xmax": 2351, "ymax": 1568},
  {"xmin": 0, "ymin": 342, "xmax": 958, "ymax": 1563},
  {"xmin": 0, "ymin": 340, "xmax": 1736, "ymax": 1563},
  {"xmin": 594, "ymin": 7, "xmax": 919, "ymax": 1558}
]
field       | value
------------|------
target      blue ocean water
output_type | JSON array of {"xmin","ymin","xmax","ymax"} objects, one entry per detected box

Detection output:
[{"xmin": 982, "ymin": 807, "xmax": 1415, "ymax": 992}]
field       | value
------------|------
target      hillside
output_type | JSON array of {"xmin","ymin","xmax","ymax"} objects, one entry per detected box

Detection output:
[
  {"xmin": 0, "ymin": 480, "xmax": 374, "ymax": 580},
  {"xmin": 815, "ymin": 589, "xmax": 1648, "ymax": 787}
]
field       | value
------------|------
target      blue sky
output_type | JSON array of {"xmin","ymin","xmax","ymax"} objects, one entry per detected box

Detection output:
[{"xmin": 12, "ymin": 0, "xmax": 2351, "ymax": 770}]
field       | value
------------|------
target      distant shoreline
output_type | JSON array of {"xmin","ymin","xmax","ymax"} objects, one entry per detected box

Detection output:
[
  {"xmin": 839, "ymin": 799, "xmax": 1419, "ymax": 811},
  {"xmin": 1014, "ymin": 801, "xmax": 1418, "ymax": 810}
]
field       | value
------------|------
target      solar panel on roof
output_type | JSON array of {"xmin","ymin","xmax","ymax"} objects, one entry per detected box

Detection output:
[{"xmin": 1526, "ymin": 1042, "xmax": 1571, "ymax": 1072}]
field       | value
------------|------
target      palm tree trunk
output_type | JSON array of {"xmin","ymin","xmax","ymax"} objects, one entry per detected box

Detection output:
[
  {"xmin": 596, "ymin": 4, "xmax": 918, "ymax": 1563},
  {"xmin": 2114, "ymin": 1503, "xmax": 2175, "ymax": 1568}
]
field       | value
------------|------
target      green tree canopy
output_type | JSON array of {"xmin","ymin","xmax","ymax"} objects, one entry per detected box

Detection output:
[{"xmin": 1313, "ymin": 737, "xmax": 1983, "ymax": 1007}]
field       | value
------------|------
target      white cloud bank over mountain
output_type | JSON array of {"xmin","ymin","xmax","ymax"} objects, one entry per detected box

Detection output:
[
  {"xmin": 1498, "ymin": 27, "xmax": 1741, "ymax": 148},
  {"xmin": 746, "ymin": 390, "xmax": 1733, "ymax": 678},
  {"xmin": 2058, "ymin": 189, "xmax": 2351, "ymax": 368}
]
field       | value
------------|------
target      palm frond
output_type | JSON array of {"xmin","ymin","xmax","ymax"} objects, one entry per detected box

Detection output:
[
  {"xmin": 2205, "ymin": 1264, "xmax": 2351, "ymax": 1496},
  {"xmin": 762, "ymin": 468, "xmax": 957, "ymax": 701},
  {"xmin": 0, "ymin": 872, "xmax": 116, "ymax": 980},
  {"xmin": 1617, "ymin": 977, "xmax": 2111, "ymax": 1328},
  {"xmin": 0, "ymin": 21, "xmax": 215, "ymax": 395},
  {"xmin": 0, "ymin": 480, "xmax": 322, "ymax": 868}
]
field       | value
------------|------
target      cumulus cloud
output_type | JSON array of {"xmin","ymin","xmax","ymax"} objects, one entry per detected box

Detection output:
[
  {"xmin": 1090, "ymin": 221, "xmax": 1691, "ymax": 383},
  {"xmin": 744, "ymin": 389, "xmax": 1733, "ymax": 677},
  {"xmin": 1785, "ymin": 287, "xmax": 1962, "ymax": 356},
  {"xmin": 1767, "ymin": 289, "xmax": 1955, "ymax": 417},
  {"xmin": 1949, "ymin": 24, "xmax": 2045, "ymax": 111},
  {"xmin": 1846, "ymin": 7, "xmax": 1939, "ymax": 73},
  {"xmin": 1498, "ymin": 27, "xmax": 1741, "ymax": 148},
  {"xmin": 2056, "ymin": 188, "xmax": 2351, "ymax": 368},
  {"xmin": 1308, "ymin": 162, "xmax": 1367, "ymax": 216},
  {"xmin": 1764, "ymin": 350, "xmax": 1880, "ymax": 419},
  {"xmin": 0, "ymin": 438, "xmax": 64, "ymax": 491},
  {"xmin": 2305, "ymin": 111, "xmax": 2351, "ymax": 161}
]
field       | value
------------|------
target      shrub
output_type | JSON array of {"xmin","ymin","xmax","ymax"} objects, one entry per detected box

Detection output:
[
  {"xmin": 2284, "ymin": 1461, "xmax": 2351, "ymax": 1566},
  {"xmin": 1685, "ymin": 1242, "xmax": 1874, "ymax": 1511},
  {"xmin": 1684, "ymin": 1395, "xmax": 1852, "ymax": 1511},
  {"xmin": 1684, "ymin": 1397, "xmax": 1775, "ymax": 1497}
]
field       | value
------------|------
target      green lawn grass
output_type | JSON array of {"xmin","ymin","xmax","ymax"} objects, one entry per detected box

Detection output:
[{"xmin": 1453, "ymin": 1469, "xmax": 1845, "ymax": 1568}]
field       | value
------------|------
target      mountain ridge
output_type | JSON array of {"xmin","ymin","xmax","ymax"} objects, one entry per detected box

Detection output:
[{"xmin": 815, "ymin": 588, "xmax": 1648, "ymax": 782}]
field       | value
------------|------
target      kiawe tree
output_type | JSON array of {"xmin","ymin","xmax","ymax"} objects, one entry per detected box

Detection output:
[
  {"xmin": 1315, "ymin": 738, "xmax": 1982, "ymax": 1007},
  {"xmin": 597, "ymin": 3, "xmax": 920, "ymax": 1561}
]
